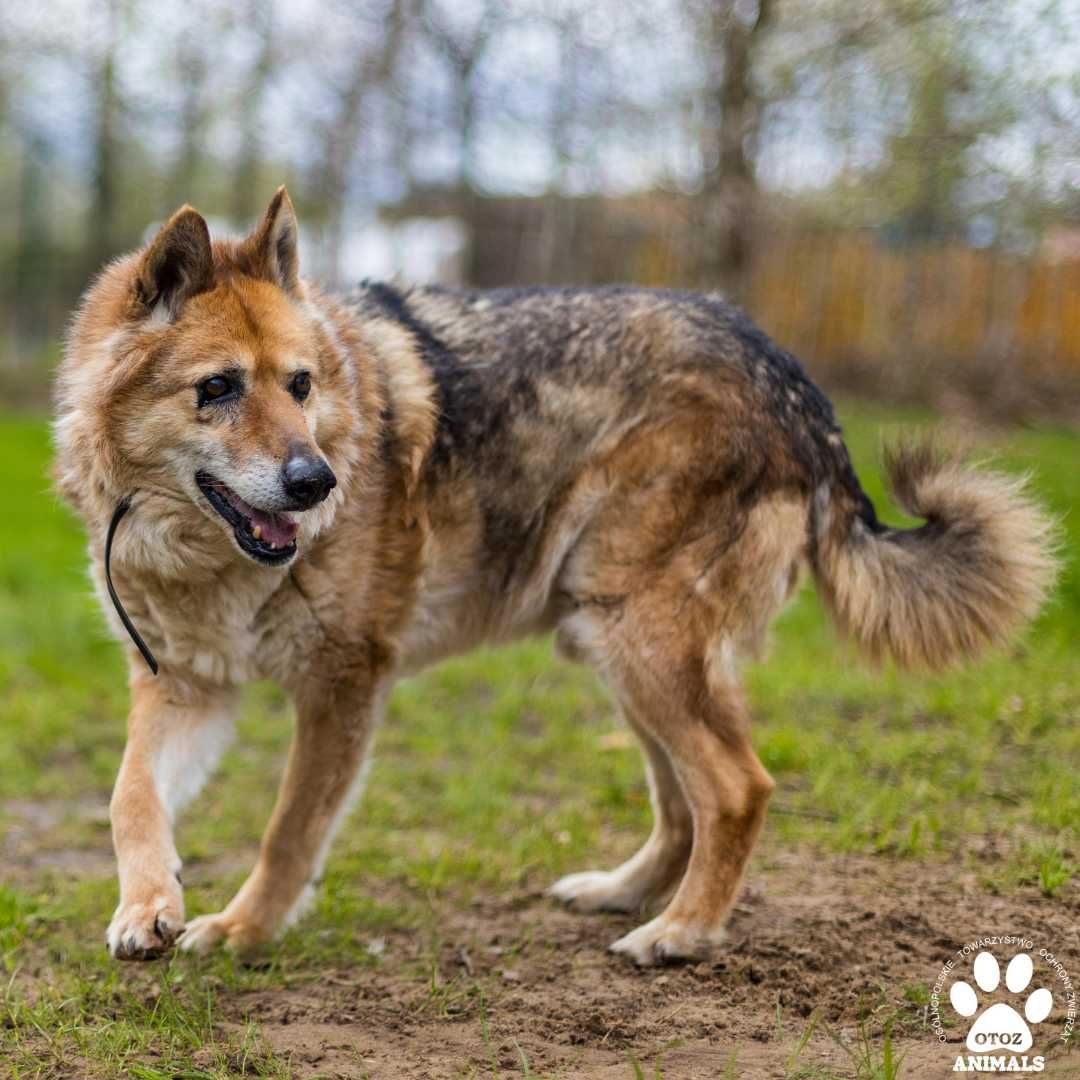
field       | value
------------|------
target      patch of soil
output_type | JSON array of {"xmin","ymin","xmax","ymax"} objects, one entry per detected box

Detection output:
[
  {"xmin": 2, "ymin": 796, "xmax": 114, "ymax": 875},
  {"xmin": 223, "ymin": 850, "xmax": 1080, "ymax": 1078}
]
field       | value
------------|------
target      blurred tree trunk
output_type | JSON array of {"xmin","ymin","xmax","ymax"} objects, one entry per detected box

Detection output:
[
  {"xmin": 422, "ymin": 0, "xmax": 501, "ymax": 284},
  {"xmin": 168, "ymin": 30, "xmax": 209, "ymax": 211},
  {"xmin": 889, "ymin": 26, "xmax": 977, "ymax": 243},
  {"xmin": 318, "ymin": 67, "xmax": 367, "ymax": 282},
  {"xmin": 317, "ymin": 0, "xmax": 410, "ymax": 281},
  {"xmin": 545, "ymin": 7, "xmax": 584, "ymax": 283},
  {"xmin": 905, "ymin": 57, "xmax": 954, "ymax": 241},
  {"xmin": 231, "ymin": 2, "xmax": 274, "ymax": 226},
  {"xmin": 88, "ymin": 0, "xmax": 122, "ymax": 271},
  {"xmin": 697, "ymin": 0, "xmax": 773, "ymax": 300},
  {"xmin": 13, "ymin": 132, "xmax": 52, "ymax": 361}
]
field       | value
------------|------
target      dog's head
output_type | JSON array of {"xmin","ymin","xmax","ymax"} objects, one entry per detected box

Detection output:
[{"xmin": 56, "ymin": 189, "xmax": 366, "ymax": 572}]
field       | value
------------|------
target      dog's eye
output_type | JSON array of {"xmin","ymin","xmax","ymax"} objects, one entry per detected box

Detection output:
[
  {"xmin": 290, "ymin": 371, "xmax": 312, "ymax": 402},
  {"xmin": 198, "ymin": 375, "xmax": 237, "ymax": 406}
]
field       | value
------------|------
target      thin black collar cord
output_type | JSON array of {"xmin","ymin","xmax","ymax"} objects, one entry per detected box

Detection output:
[{"xmin": 105, "ymin": 495, "xmax": 159, "ymax": 676}]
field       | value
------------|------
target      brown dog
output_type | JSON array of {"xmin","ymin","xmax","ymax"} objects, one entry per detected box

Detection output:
[{"xmin": 53, "ymin": 189, "xmax": 1057, "ymax": 965}]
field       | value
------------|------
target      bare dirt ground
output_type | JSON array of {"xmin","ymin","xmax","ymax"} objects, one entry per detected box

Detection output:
[
  {"xmin": 5, "ymin": 793, "xmax": 1079, "ymax": 1077},
  {"xmin": 193, "ymin": 851, "xmax": 1079, "ymax": 1079}
]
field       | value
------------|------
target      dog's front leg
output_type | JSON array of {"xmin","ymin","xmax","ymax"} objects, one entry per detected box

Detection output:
[
  {"xmin": 108, "ymin": 672, "xmax": 236, "ymax": 960},
  {"xmin": 180, "ymin": 676, "xmax": 381, "ymax": 955}
]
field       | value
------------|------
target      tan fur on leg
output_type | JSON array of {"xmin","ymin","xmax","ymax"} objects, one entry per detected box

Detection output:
[
  {"xmin": 179, "ymin": 678, "xmax": 383, "ymax": 955},
  {"xmin": 602, "ymin": 634, "xmax": 773, "ymax": 965},
  {"xmin": 548, "ymin": 713, "xmax": 691, "ymax": 913},
  {"xmin": 108, "ymin": 673, "xmax": 236, "ymax": 959},
  {"xmin": 609, "ymin": 713, "xmax": 773, "ymax": 963},
  {"xmin": 553, "ymin": 490, "xmax": 802, "ymax": 963}
]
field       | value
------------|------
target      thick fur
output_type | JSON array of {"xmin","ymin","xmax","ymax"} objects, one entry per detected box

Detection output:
[
  {"xmin": 54, "ymin": 192, "xmax": 1058, "ymax": 967},
  {"xmin": 815, "ymin": 440, "xmax": 1059, "ymax": 670}
]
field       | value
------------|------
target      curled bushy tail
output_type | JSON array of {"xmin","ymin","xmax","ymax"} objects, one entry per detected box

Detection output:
[{"xmin": 813, "ymin": 440, "xmax": 1059, "ymax": 670}]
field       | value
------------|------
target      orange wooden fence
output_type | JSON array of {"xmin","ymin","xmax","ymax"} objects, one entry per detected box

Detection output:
[{"xmin": 743, "ymin": 230, "xmax": 1080, "ymax": 375}]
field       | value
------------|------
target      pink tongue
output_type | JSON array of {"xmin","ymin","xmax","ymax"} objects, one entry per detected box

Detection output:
[{"xmin": 248, "ymin": 506, "xmax": 299, "ymax": 547}]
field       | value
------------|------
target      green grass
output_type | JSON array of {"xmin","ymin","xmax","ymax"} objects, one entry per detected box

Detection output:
[{"xmin": 0, "ymin": 401, "xmax": 1077, "ymax": 1077}]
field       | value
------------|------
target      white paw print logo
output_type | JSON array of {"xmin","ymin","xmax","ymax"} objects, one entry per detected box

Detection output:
[{"xmin": 950, "ymin": 951, "xmax": 1053, "ymax": 1053}]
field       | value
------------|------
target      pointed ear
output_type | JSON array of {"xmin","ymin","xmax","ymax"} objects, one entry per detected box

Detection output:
[
  {"xmin": 250, "ymin": 187, "xmax": 301, "ymax": 296},
  {"xmin": 135, "ymin": 206, "xmax": 213, "ymax": 320}
]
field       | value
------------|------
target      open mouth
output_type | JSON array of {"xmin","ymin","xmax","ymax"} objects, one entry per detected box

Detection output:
[{"xmin": 195, "ymin": 471, "xmax": 299, "ymax": 565}]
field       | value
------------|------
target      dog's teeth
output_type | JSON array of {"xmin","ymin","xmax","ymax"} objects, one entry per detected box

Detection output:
[{"xmin": 252, "ymin": 526, "xmax": 262, "ymax": 541}]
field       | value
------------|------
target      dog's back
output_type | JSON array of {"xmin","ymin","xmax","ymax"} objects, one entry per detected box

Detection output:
[{"xmin": 356, "ymin": 281, "xmax": 1058, "ymax": 675}]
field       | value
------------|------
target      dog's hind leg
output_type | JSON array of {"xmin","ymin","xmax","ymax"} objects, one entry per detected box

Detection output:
[
  {"xmin": 179, "ymin": 675, "xmax": 384, "ymax": 955},
  {"xmin": 548, "ymin": 689, "xmax": 692, "ymax": 912},
  {"xmin": 548, "ymin": 455, "xmax": 806, "ymax": 963},
  {"xmin": 550, "ymin": 600, "xmax": 772, "ymax": 958},
  {"xmin": 108, "ymin": 673, "xmax": 236, "ymax": 960},
  {"xmin": 603, "ymin": 637, "xmax": 774, "ymax": 966}
]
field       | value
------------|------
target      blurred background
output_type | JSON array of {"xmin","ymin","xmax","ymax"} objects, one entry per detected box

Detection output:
[
  {"xmin": 2, "ymin": 6, "xmax": 1079, "ymax": 1072},
  {"xmin": 3, "ymin": 0, "xmax": 1080, "ymax": 416}
]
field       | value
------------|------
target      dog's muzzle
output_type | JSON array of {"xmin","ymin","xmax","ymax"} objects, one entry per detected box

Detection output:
[{"xmin": 196, "ymin": 472, "xmax": 302, "ymax": 566}]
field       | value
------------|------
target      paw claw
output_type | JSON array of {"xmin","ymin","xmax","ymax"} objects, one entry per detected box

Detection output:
[
  {"xmin": 609, "ymin": 916, "xmax": 723, "ymax": 967},
  {"xmin": 107, "ymin": 893, "xmax": 184, "ymax": 961},
  {"xmin": 547, "ymin": 870, "xmax": 642, "ymax": 913},
  {"xmin": 178, "ymin": 913, "xmax": 227, "ymax": 956},
  {"xmin": 178, "ymin": 911, "xmax": 271, "ymax": 956}
]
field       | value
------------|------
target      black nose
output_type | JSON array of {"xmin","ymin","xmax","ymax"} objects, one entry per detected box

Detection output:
[{"xmin": 282, "ymin": 450, "xmax": 336, "ymax": 508}]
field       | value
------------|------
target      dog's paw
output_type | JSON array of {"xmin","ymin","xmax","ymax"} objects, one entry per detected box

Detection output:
[
  {"xmin": 547, "ymin": 870, "xmax": 641, "ymax": 913},
  {"xmin": 107, "ymin": 894, "xmax": 185, "ymax": 961},
  {"xmin": 609, "ymin": 916, "xmax": 724, "ymax": 966},
  {"xmin": 178, "ymin": 911, "xmax": 272, "ymax": 956}
]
